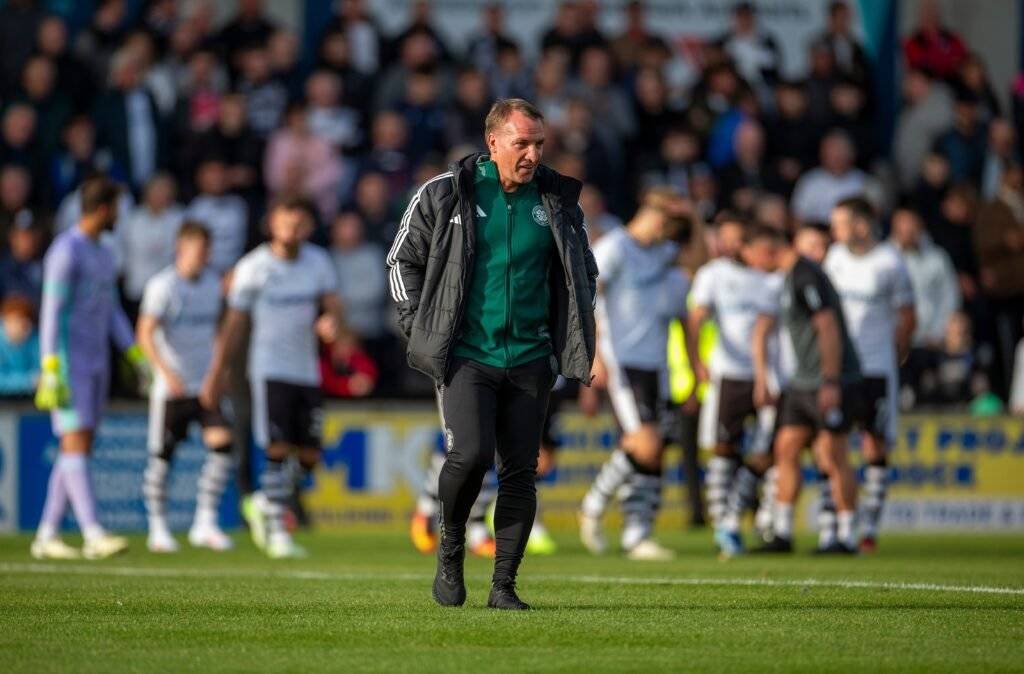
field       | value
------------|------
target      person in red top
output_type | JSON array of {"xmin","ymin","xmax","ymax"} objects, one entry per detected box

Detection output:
[
  {"xmin": 903, "ymin": 0, "xmax": 967, "ymax": 82},
  {"xmin": 319, "ymin": 336, "xmax": 378, "ymax": 397}
]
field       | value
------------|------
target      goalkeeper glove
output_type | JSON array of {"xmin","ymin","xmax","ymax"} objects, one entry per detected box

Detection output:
[
  {"xmin": 125, "ymin": 344, "xmax": 153, "ymax": 394},
  {"xmin": 34, "ymin": 354, "xmax": 70, "ymax": 411}
]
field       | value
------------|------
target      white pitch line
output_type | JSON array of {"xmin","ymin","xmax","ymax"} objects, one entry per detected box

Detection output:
[{"xmin": 2, "ymin": 563, "xmax": 1023, "ymax": 597}]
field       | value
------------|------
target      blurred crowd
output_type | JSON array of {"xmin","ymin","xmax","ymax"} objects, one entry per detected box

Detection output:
[{"xmin": 1, "ymin": 0, "xmax": 1024, "ymax": 412}]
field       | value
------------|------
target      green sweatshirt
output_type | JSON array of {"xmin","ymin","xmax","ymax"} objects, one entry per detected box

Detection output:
[{"xmin": 454, "ymin": 157, "xmax": 555, "ymax": 368}]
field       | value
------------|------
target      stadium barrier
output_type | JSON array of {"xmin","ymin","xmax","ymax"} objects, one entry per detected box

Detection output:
[{"xmin": 1, "ymin": 402, "xmax": 1022, "ymax": 533}]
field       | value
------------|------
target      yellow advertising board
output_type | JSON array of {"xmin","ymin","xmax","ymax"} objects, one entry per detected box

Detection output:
[{"xmin": 305, "ymin": 406, "xmax": 1024, "ymax": 532}]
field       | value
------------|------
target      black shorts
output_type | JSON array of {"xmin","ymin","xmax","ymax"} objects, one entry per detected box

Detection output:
[
  {"xmin": 148, "ymin": 396, "xmax": 229, "ymax": 451},
  {"xmin": 716, "ymin": 378, "xmax": 758, "ymax": 446},
  {"xmin": 777, "ymin": 383, "xmax": 862, "ymax": 434},
  {"xmin": 857, "ymin": 376, "xmax": 895, "ymax": 441},
  {"xmin": 254, "ymin": 379, "xmax": 323, "ymax": 448},
  {"xmin": 608, "ymin": 367, "xmax": 668, "ymax": 433},
  {"xmin": 540, "ymin": 378, "xmax": 580, "ymax": 450}
]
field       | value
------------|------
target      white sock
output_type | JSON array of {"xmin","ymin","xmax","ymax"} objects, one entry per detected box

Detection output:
[
  {"xmin": 773, "ymin": 503, "xmax": 794, "ymax": 540},
  {"xmin": 36, "ymin": 522, "xmax": 57, "ymax": 542},
  {"xmin": 82, "ymin": 524, "xmax": 106, "ymax": 543},
  {"xmin": 837, "ymin": 510, "xmax": 856, "ymax": 547}
]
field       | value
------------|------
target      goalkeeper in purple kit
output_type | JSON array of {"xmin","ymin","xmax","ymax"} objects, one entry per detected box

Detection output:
[{"xmin": 30, "ymin": 176, "xmax": 150, "ymax": 560}]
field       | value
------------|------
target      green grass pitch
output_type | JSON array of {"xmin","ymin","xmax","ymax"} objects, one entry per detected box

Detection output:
[{"xmin": 1, "ymin": 530, "xmax": 1022, "ymax": 673}]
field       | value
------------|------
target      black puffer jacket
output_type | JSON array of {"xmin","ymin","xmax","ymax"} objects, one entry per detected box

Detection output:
[{"xmin": 386, "ymin": 153, "xmax": 598, "ymax": 385}]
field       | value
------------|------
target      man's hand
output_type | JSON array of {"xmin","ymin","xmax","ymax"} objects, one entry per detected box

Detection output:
[
  {"xmin": 753, "ymin": 377, "xmax": 774, "ymax": 409},
  {"xmin": 199, "ymin": 371, "xmax": 224, "ymax": 411},
  {"xmin": 125, "ymin": 344, "xmax": 153, "ymax": 394},
  {"xmin": 34, "ymin": 354, "xmax": 70, "ymax": 410},
  {"xmin": 693, "ymin": 361, "xmax": 709, "ymax": 386},
  {"xmin": 578, "ymin": 385, "xmax": 601, "ymax": 417},
  {"xmin": 817, "ymin": 381, "xmax": 841, "ymax": 414},
  {"xmin": 164, "ymin": 370, "xmax": 187, "ymax": 398}
]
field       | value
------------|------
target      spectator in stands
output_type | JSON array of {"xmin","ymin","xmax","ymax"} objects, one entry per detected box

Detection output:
[
  {"xmin": 714, "ymin": 1, "xmax": 780, "ymax": 98},
  {"xmin": 975, "ymin": 164, "xmax": 1024, "ymax": 387},
  {"xmin": 465, "ymin": 2, "xmax": 516, "ymax": 82},
  {"xmin": 958, "ymin": 53, "xmax": 1001, "ymax": 124},
  {"xmin": 981, "ymin": 119, "xmax": 1018, "ymax": 200},
  {"xmin": 180, "ymin": 94, "xmax": 261, "ymax": 204},
  {"xmin": 934, "ymin": 90, "xmax": 988, "ymax": 187},
  {"xmin": 35, "ymin": 15, "xmax": 95, "ymax": 114},
  {"xmin": 237, "ymin": 44, "xmax": 288, "ymax": 139},
  {"xmin": 374, "ymin": 28, "xmax": 446, "ymax": 113},
  {"xmin": 0, "ymin": 165, "xmax": 35, "ymax": 251},
  {"xmin": 185, "ymin": 159, "xmax": 247, "ymax": 276},
  {"xmin": 93, "ymin": 47, "xmax": 165, "ymax": 191},
  {"xmin": 579, "ymin": 183, "xmax": 623, "ymax": 241},
  {"xmin": 395, "ymin": 66, "xmax": 448, "ymax": 163},
  {"xmin": 490, "ymin": 41, "xmax": 532, "ymax": 101},
  {"xmin": 828, "ymin": 77, "xmax": 875, "ymax": 168},
  {"xmin": 632, "ymin": 67, "xmax": 682, "ymax": 167},
  {"xmin": 639, "ymin": 125, "xmax": 707, "ymax": 198},
  {"xmin": 561, "ymin": 98, "xmax": 620, "ymax": 212},
  {"xmin": 446, "ymin": 67, "xmax": 492, "ymax": 150},
  {"xmin": 891, "ymin": 207, "xmax": 960, "ymax": 351},
  {"xmin": 264, "ymin": 102, "xmax": 344, "ymax": 223},
  {"xmin": 319, "ymin": 335, "xmax": 378, "ymax": 398},
  {"xmin": 51, "ymin": 116, "xmax": 121, "ymax": 212},
  {"xmin": 322, "ymin": 0, "xmax": 383, "ymax": 77},
  {"xmin": 814, "ymin": 1, "xmax": 872, "ymax": 89},
  {"xmin": 610, "ymin": 0, "xmax": 671, "ymax": 76},
  {"xmin": 316, "ymin": 27, "xmax": 372, "ymax": 118},
  {"xmin": 330, "ymin": 210, "xmax": 386, "ymax": 338},
  {"xmin": 217, "ymin": 0, "xmax": 277, "ymax": 76},
  {"xmin": 540, "ymin": 2, "xmax": 586, "ymax": 67},
  {"xmin": 268, "ymin": 28, "xmax": 303, "ymax": 100},
  {"xmin": 0, "ymin": 294, "xmax": 39, "ymax": 396},
  {"xmin": 18, "ymin": 55, "xmax": 72, "ymax": 166},
  {"xmin": 717, "ymin": 119, "xmax": 782, "ymax": 214},
  {"xmin": 571, "ymin": 45, "xmax": 635, "ymax": 142},
  {"xmin": 362, "ymin": 111, "xmax": 413, "ymax": 198},
  {"xmin": 74, "ymin": 0, "xmax": 128, "ymax": 87},
  {"xmin": 125, "ymin": 30, "xmax": 177, "ymax": 117},
  {"xmin": 0, "ymin": 212, "xmax": 45, "ymax": 307},
  {"xmin": 0, "ymin": 104, "xmax": 42, "ymax": 187},
  {"xmin": 903, "ymin": 0, "xmax": 967, "ymax": 82},
  {"xmin": 895, "ymin": 68, "xmax": 955, "ymax": 191},
  {"xmin": 174, "ymin": 48, "xmax": 227, "ymax": 141},
  {"xmin": 914, "ymin": 310, "xmax": 990, "ymax": 409},
  {"xmin": 0, "ymin": 0, "xmax": 45, "ymax": 99},
  {"xmin": 387, "ymin": 0, "xmax": 451, "ymax": 66},
  {"xmin": 305, "ymin": 69, "xmax": 363, "ymax": 153},
  {"xmin": 533, "ymin": 51, "xmax": 572, "ymax": 131},
  {"xmin": 765, "ymin": 80, "xmax": 819, "ymax": 195},
  {"xmin": 929, "ymin": 183, "xmax": 980, "ymax": 306},
  {"xmin": 791, "ymin": 130, "xmax": 866, "ymax": 224},
  {"xmin": 121, "ymin": 173, "xmax": 184, "ymax": 315},
  {"xmin": 351, "ymin": 171, "xmax": 397, "ymax": 247}
]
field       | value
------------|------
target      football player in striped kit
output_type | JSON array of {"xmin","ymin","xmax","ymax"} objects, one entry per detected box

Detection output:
[
  {"xmin": 137, "ymin": 222, "xmax": 234, "ymax": 553},
  {"xmin": 825, "ymin": 197, "xmax": 915, "ymax": 552}
]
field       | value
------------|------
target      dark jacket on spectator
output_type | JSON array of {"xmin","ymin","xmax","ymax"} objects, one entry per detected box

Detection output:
[
  {"xmin": 974, "ymin": 191, "xmax": 1024, "ymax": 296},
  {"xmin": 387, "ymin": 153, "xmax": 597, "ymax": 385}
]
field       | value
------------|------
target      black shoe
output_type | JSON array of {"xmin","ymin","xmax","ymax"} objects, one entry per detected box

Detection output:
[
  {"xmin": 752, "ymin": 536, "xmax": 794, "ymax": 554},
  {"xmin": 487, "ymin": 579, "xmax": 530, "ymax": 610},
  {"xmin": 814, "ymin": 541, "xmax": 858, "ymax": 555},
  {"xmin": 432, "ymin": 541, "xmax": 466, "ymax": 607}
]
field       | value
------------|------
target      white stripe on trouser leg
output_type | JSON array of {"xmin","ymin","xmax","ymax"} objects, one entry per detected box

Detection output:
[{"xmin": 598, "ymin": 346, "xmax": 641, "ymax": 433}]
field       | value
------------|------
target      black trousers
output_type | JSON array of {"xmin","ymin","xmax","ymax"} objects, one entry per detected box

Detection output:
[{"xmin": 437, "ymin": 355, "xmax": 554, "ymax": 583}]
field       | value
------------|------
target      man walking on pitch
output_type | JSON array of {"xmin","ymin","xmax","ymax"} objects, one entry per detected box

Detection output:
[
  {"xmin": 137, "ymin": 222, "xmax": 234, "ymax": 553},
  {"xmin": 750, "ymin": 225, "xmax": 863, "ymax": 553},
  {"xmin": 206, "ymin": 196, "xmax": 343, "ymax": 559},
  {"xmin": 388, "ymin": 99, "xmax": 597, "ymax": 610},
  {"xmin": 32, "ymin": 175, "xmax": 150, "ymax": 560}
]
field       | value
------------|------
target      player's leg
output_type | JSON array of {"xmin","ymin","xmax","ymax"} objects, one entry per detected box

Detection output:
[
  {"xmin": 706, "ymin": 380, "xmax": 741, "ymax": 532},
  {"xmin": 189, "ymin": 407, "xmax": 234, "ymax": 551},
  {"xmin": 714, "ymin": 380, "xmax": 759, "ymax": 556},
  {"xmin": 579, "ymin": 365, "xmax": 644, "ymax": 553},
  {"xmin": 411, "ymin": 450, "xmax": 446, "ymax": 554},
  {"xmin": 620, "ymin": 419, "xmax": 674, "ymax": 561},
  {"xmin": 859, "ymin": 377, "xmax": 896, "ymax": 552},
  {"xmin": 755, "ymin": 392, "xmax": 814, "ymax": 553},
  {"xmin": 62, "ymin": 371, "xmax": 128, "ymax": 560},
  {"xmin": 467, "ymin": 473, "xmax": 497, "ymax": 558},
  {"xmin": 142, "ymin": 393, "xmax": 184, "ymax": 553},
  {"xmin": 434, "ymin": 358, "xmax": 501, "ymax": 607},
  {"xmin": 813, "ymin": 429, "xmax": 859, "ymax": 553},
  {"xmin": 31, "ymin": 427, "xmax": 90, "ymax": 559},
  {"xmin": 487, "ymin": 356, "xmax": 552, "ymax": 609}
]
